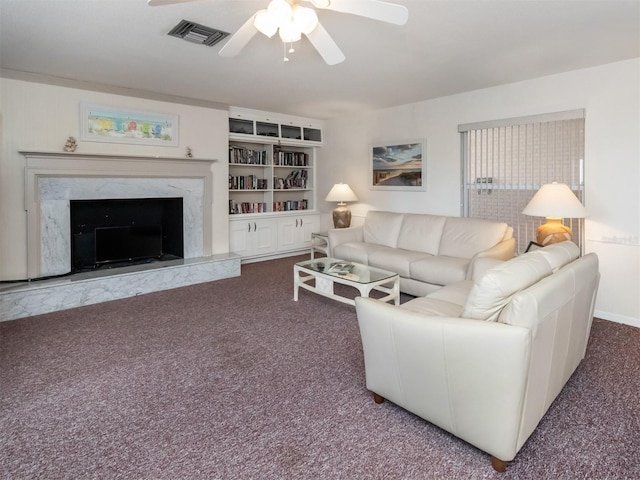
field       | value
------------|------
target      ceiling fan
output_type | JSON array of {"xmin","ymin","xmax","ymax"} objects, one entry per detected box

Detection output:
[{"xmin": 147, "ymin": 0, "xmax": 409, "ymax": 65}]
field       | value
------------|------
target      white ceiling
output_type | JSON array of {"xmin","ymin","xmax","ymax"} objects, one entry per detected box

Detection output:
[{"xmin": 1, "ymin": 0, "xmax": 639, "ymax": 119}]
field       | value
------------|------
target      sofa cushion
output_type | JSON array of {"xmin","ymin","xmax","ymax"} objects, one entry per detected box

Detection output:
[
  {"xmin": 537, "ymin": 240, "xmax": 580, "ymax": 271},
  {"xmin": 427, "ymin": 280, "xmax": 474, "ymax": 307},
  {"xmin": 363, "ymin": 211, "xmax": 404, "ymax": 248},
  {"xmin": 396, "ymin": 214, "xmax": 447, "ymax": 255},
  {"xmin": 410, "ymin": 255, "xmax": 470, "ymax": 286},
  {"xmin": 400, "ymin": 296, "xmax": 464, "ymax": 317},
  {"xmin": 461, "ymin": 251, "xmax": 553, "ymax": 322},
  {"xmin": 368, "ymin": 248, "xmax": 431, "ymax": 278},
  {"xmin": 438, "ymin": 217, "xmax": 509, "ymax": 259},
  {"xmin": 333, "ymin": 242, "xmax": 390, "ymax": 265},
  {"xmin": 469, "ymin": 257, "xmax": 506, "ymax": 282}
]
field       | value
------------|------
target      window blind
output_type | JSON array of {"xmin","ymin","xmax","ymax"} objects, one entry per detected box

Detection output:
[{"xmin": 460, "ymin": 111, "xmax": 585, "ymax": 254}]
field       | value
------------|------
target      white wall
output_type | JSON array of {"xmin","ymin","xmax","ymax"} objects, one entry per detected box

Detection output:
[
  {"xmin": 0, "ymin": 78, "xmax": 230, "ymax": 280},
  {"xmin": 319, "ymin": 58, "xmax": 640, "ymax": 326}
]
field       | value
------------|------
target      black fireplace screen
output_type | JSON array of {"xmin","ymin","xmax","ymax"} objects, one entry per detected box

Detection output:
[{"xmin": 70, "ymin": 197, "xmax": 184, "ymax": 272}]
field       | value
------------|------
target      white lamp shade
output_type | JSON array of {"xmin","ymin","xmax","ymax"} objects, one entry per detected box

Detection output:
[
  {"xmin": 267, "ymin": 0, "xmax": 292, "ymax": 28},
  {"xmin": 292, "ymin": 5, "xmax": 318, "ymax": 34},
  {"xmin": 522, "ymin": 182, "xmax": 587, "ymax": 218},
  {"xmin": 254, "ymin": 10, "xmax": 278, "ymax": 37},
  {"xmin": 255, "ymin": 0, "xmax": 317, "ymax": 45},
  {"xmin": 325, "ymin": 183, "xmax": 358, "ymax": 203},
  {"xmin": 278, "ymin": 22, "xmax": 302, "ymax": 43}
]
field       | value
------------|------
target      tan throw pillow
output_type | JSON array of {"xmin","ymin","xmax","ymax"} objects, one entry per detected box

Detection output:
[{"xmin": 461, "ymin": 251, "xmax": 553, "ymax": 322}]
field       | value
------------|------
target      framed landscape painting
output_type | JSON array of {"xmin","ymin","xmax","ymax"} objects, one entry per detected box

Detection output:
[
  {"xmin": 80, "ymin": 103, "xmax": 179, "ymax": 146},
  {"xmin": 371, "ymin": 140, "xmax": 425, "ymax": 190}
]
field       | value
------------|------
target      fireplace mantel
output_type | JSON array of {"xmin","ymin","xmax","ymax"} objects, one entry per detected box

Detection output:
[
  {"xmin": 19, "ymin": 150, "xmax": 218, "ymax": 163},
  {"xmin": 21, "ymin": 151, "xmax": 217, "ymax": 279}
]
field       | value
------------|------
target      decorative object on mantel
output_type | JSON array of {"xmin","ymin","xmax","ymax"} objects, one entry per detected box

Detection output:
[
  {"xmin": 64, "ymin": 136, "xmax": 78, "ymax": 152},
  {"xmin": 371, "ymin": 140, "xmax": 426, "ymax": 191},
  {"xmin": 185, "ymin": 147, "xmax": 193, "ymax": 158},
  {"xmin": 325, "ymin": 183, "xmax": 358, "ymax": 228},
  {"xmin": 522, "ymin": 181, "xmax": 587, "ymax": 246},
  {"xmin": 80, "ymin": 102, "xmax": 179, "ymax": 147}
]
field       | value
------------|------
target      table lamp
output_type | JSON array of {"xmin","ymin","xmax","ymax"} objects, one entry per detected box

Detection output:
[
  {"xmin": 325, "ymin": 183, "xmax": 358, "ymax": 228},
  {"xmin": 522, "ymin": 182, "xmax": 587, "ymax": 246}
]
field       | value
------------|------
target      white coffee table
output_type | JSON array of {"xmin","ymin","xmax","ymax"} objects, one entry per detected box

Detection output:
[{"xmin": 293, "ymin": 257, "xmax": 400, "ymax": 306}]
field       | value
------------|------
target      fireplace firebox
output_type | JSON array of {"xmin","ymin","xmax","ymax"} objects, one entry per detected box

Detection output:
[{"xmin": 70, "ymin": 197, "xmax": 184, "ymax": 272}]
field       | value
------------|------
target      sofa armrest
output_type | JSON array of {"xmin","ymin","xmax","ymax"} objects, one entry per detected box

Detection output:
[
  {"xmin": 355, "ymin": 296, "xmax": 530, "ymax": 462},
  {"xmin": 466, "ymin": 237, "xmax": 516, "ymax": 280},
  {"xmin": 328, "ymin": 226, "xmax": 364, "ymax": 256}
]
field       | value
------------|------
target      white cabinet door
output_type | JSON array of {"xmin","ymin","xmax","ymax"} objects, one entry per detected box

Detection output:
[
  {"xmin": 277, "ymin": 214, "xmax": 320, "ymax": 252},
  {"xmin": 276, "ymin": 217, "xmax": 299, "ymax": 252},
  {"xmin": 298, "ymin": 214, "xmax": 320, "ymax": 249},
  {"xmin": 230, "ymin": 218, "xmax": 277, "ymax": 257},
  {"xmin": 252, "ymin": 220, "xmax": 277, "ymax": 255}
]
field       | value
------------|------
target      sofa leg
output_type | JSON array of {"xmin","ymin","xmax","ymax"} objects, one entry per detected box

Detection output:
[
  {"xmin": 373, "ymin": 392, "xmax": 385, "ymax": 404},
  {"xmin": 490, "ymin": 456, "xmax": 508, "ymax": 472}
]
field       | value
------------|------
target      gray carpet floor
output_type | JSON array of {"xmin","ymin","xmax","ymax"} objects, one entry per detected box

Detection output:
[{"xmin": 1, "ymin": 255, "xmax": 639, "ymax": 479}]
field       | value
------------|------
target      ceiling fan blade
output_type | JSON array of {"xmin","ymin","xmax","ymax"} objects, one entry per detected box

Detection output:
[
  {"xmin": 305, "ymin": 23, "xmax": 345, "ymax": 66},
  {"xmin": 147, "ymin": 0, "xmax": 201, "ymax": 6},
  {"xmin": 317, "ymin": 0, "xmax": 409, "ymax": 26},
  {"xmin": 218, "ymin": 13, "xmax": 258, "ymax": 57}
]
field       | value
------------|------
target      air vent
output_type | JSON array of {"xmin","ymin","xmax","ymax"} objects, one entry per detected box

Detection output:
[{"xmin": 168, "ymin": 19, "xmax": 230, "ymax": 47}]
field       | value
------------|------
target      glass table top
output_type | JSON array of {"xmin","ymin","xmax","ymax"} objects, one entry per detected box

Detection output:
[{"xmin": 295, "ymin": 257, "xmax": 398, "ymax": 285}]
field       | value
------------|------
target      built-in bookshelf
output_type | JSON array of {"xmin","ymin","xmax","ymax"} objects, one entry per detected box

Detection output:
[
  {"xmin": 228, "ymin": 107, "xmax": 322, "ymax": 260},
  {"xmin": 228, "ymin": 141, "xmax": 315, "ymax": 216}
]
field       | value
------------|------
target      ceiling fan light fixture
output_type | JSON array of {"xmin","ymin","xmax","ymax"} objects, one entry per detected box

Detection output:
[
  {"xmin": 267, "ymin": 0, "xmax": 293, "ymax": 27},
  {"xmin": 151, "ymin": 0, "xmax": 408, "ymax": 66},
  {"xmin": 254, "ymin": 9, "xmax": 278, "ymax": 37},
  {"xmin": 278, "ymin": 22, "xmax": 302, "ymax": 43},
  {"xmin": 292, "ymin": 5, "xmax": 319, "ymax": 34}
]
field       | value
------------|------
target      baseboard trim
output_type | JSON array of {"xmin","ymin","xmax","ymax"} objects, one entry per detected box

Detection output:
[
  {"xmin": 594, "ymin": 310, "xmax": 640, "ymax": 328},
  {"xmin": 239, "ymin": 249, "xmax": 310, "ymax": 264}
]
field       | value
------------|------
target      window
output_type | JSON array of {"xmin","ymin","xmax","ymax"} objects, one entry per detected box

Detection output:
[{"xmin": 459, "ymin": 110, "xmax": 585, "ymax": 254}]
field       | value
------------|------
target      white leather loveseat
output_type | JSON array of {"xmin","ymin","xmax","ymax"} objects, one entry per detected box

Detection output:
[
  {"xmin": 328, "ymin": 210, "xmax": 515, "ymax": 296},
  {"xmin": 355, "ymin": 241, "xmax": 600, "ymax": 472}
]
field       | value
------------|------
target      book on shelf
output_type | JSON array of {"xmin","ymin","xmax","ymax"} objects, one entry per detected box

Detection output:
[
  {"xmin": 229, "ymin": 200, "xmax": 268, "ymax": 214},
  {"xmin": 273, "ymin": 169, "xmax": 308, "ymax": 189},
  {"xmin": 273, "ymin": 146, "xmax": 309, "ymax": 167},
  {"xmin": 272, "ymin": 199, "xmax": 308, "ymax": 212},
  {"xmin": 229, "ymin": 146, "xmax": 268, "ymax": 165},
  {"xmin": 229, "ymin": 174, "xmax": 268, "ymax": 190}
]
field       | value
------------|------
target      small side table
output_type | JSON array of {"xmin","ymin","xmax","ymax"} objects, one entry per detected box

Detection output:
[{"xmin": 310, "ymin": 232, "xmax": 329, "ymax": 259}]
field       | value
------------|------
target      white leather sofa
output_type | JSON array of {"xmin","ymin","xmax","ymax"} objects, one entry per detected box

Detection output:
[
  {"xmin": 355, "ymin": 241, "xmax": 600, "ymax": 472},
  {"xmin": 328, "ymin": 210, "xmax": 515, "ymax": 296}
]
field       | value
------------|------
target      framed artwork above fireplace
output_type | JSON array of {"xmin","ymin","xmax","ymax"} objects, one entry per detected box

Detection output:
[{"xmin": 80, "ymin": 102, "xmax": 179, "ymax": 146}]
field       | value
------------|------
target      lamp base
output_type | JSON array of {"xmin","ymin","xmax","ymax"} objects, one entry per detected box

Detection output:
[
  {"xmin": 536, "ymin": 218, "xmax": 572, "ymax": 246},
  {"xmin": 332, "ymin": 205, "xmax": 352, "ymax": 228}
]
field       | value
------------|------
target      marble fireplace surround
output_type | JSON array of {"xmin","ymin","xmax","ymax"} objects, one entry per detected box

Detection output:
[
  {"xmin": 0, "ymin": 152, "xmax": 241, "ymax": 322},
  {"xmin": 22, "ymin": 151, "xmax": 216, "ymax": 278}
]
